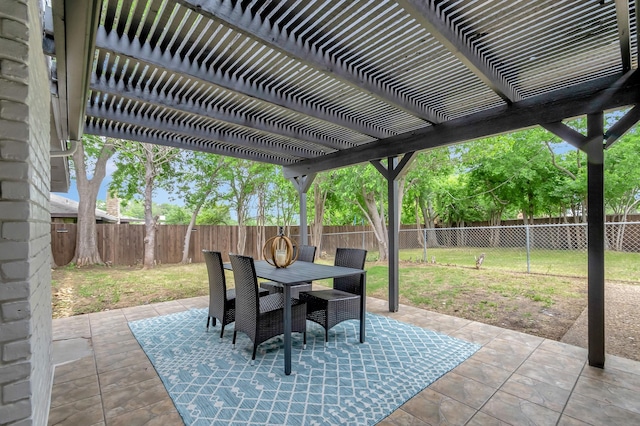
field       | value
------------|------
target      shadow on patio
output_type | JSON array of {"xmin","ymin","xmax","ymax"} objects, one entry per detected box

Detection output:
[{"xmin": 48, "ymin": 295, "xmax": 640, "ymax": 425}]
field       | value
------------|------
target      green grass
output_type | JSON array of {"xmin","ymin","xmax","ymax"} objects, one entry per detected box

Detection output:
[
  {"xmin": 364, "ymin": 261, "xmax": 587, "ymax": 309},
  {"xmin": 51, "ymin": 248, "xmax": 638, "ymax": 343},
  {"xmin": 396, "ymin": 247, "xmax": 640, "ymax": 282},
  {"xmin": 52, "ymin": 263, "xmax": 211, "ymax": 317}
]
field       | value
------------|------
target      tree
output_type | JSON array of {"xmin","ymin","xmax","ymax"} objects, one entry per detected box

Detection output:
[
  {"xmin": 308, "ymin": 174, "xmax": 330, "ymax": 258},
  {"xmin": 162, "ymin": 205, "xmax": 191, "ymax": 225},
  {"xmin": 221, "ymin": 159, "xmax": 272, "ymax": 254},
  {"xmin": 604, "ymin": 130, "xmax": 640, "ymax": 250},
  {"xmin": 71, "ymin": 135, "xmax": 116, "ymax": 266},
  {"xmin": 196, "ymin": 205, "xmax": 230, "ymax": 225},
  {"xmin": 332, "ymin": 164, "xmax": 390, "ymax": 260},
  {"xmin": 269, "ymin": 169, "xmax": 298, "ymax": 231},
  {"xmin": 110, "ymin": 142, "xmax": 181, "ymax": 268},
  {"xmin": 174, "ymin": 151, "xmax": 225, "ymax": 263},
  {"xmin": 404, "ymin": 149, "xmax": 454, "ymax": 247}
]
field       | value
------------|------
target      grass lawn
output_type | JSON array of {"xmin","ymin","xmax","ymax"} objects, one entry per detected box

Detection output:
[
  {"xmin": 54, "ymin": 246, "xmax": 640, "ymax": 341},
  {"xmin": 396, "ymin": 248, "xmax": 640, "ymax": 282}
]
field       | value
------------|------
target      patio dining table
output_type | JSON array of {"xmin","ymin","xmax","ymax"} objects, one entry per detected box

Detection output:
[{"xmin": 224, "ymin": 259, "xmax": 366, "ymax": 375}]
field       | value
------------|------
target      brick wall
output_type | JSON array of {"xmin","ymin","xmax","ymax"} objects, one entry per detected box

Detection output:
[{"xmin": 0, "ymin": 0, "xmax": 53, "ymax": 425}]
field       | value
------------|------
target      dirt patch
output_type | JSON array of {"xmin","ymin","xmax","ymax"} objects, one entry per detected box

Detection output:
[
  {"xmin": 397, "ymin": 282, "xmax": 587, "ymax": 342},
  {"xmin": 389, "ymin": 264, "xmax": 639, "ymax": 361},
  {"xmin": 561, "ymin": 282, "xmax": 640, "ymax": 361}
]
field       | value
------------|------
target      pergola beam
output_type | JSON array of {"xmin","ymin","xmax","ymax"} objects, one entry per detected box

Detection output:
[
  {"xmin": 90, "ymin": 79, "xmax": 349, "ymax": 152},
  {"xmin": 95, "ymin": 27, "xmax": 390, "ymax": 139},
  {"xmin": 86, "ymin": 104, "xmax": 317, "ymax": 160},
  {"xmin": 284, "ymin": 72, "xmax": 640, "ymax": 177},
  {"xmin": 605, "ymin": 105, "xmax": 640, "ymax": 148},
  {"xmin": 615, "ymin": 0, "xmax": 632, "ymax": 72},
  {"xmin": 85, "ymin": 121, "xmax": 284, "ymax": 164},
  {"xmin": 396, "ymin": 0, "xmax": 521, "ymax": 103},
  {"xmin": 540, "ymin": 122, "xmax": 588, "ymax": 150},
  {"xmin": 176, "ymin": 0, "xmax": 444, "ymax": 124}
]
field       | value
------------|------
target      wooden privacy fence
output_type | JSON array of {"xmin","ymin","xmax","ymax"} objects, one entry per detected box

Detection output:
[
  {"xmin": 52, "ymin": 224, "xmax": 285, "ymax": 266},
  {"xmin": 51, "ymin": 224, "xmax": 380, "ymax": 267}
]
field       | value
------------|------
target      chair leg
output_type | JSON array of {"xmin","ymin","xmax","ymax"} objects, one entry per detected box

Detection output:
[
  {"xmin": 219, "ymin": 324, "xmax": 225, "ymax": 339},
  {"xmin": 252, "ymin": 343, "xmax": 258, "ymax": 361},
  {"xmin": 232, "ymin": 331, "xmax": 237, "ymax": 348},
  {"xmin": 303, "ymin": 332, "xmax": 307, "ymax": 349},
  {"xmin": 206, "ymin": 316, "xmax": 210, "ymax": 331}
]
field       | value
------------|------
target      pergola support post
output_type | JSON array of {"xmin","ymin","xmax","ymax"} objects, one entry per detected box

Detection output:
[
  {"xmin": 541, "ymin": 107, "xmax": 640, "ymax": 368},
  {"xmin": 371, "ymin": 153, "xmax": 416, "ymax": 312},
  {"xmin": 289, "ymin": 174, "xmax": 316, "ymax": 245},
  {"xmin": 585, "ymin": 113, "xmax": 606, "ymax": 368}
]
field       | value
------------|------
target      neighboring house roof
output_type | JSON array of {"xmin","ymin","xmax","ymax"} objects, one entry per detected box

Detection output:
[{"xmin": 50, "ymin": 193, "xmax": 130, "ymax": 223}]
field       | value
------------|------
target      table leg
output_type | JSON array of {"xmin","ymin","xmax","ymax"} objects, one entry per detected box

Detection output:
[
  {"xmin": 283, "ymin": 283, "xmax": 292, "ymax": 375},
  {"xmin": 360, "ymin": 272, "xmax": 366, "ymax": 343}
]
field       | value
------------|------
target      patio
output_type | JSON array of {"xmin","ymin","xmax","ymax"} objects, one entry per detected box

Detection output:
[{"xmin": 48, "ymin": 295, "xmax": 640, "ymax": 425}]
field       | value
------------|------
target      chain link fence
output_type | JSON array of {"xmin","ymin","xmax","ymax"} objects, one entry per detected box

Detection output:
[{"xmin": 317, "ymin": 222, "xmax": 640, "ymax": 282}]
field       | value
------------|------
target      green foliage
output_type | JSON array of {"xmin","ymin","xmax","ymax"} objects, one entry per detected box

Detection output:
[
  {"xmin": 162, "ymin": 205, "xmax": 192, "ymax": 224},
  {"xmin": 119, "ymin": 199, "xmax": 145, "ymax": 219},
  {"xmin": 109, "ymin": 142, "xmax": 182, "ymax": 203},
  {"xmin": 196, "ymin": 204, "xmax": 231, "ymax": 225},
  {"xmin": 604, "ymin": 127, "xmax": 640, "ymax": 217}
]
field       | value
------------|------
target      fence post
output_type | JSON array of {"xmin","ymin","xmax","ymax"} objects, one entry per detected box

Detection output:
[
  {"xmin": 423, "ymin": 228, "xmax": 427, "ymax": 262},
  {"xmin": 362, "ymin": 229, "xmax": 365, "ymax": 250},
  {"xmin": 525, "ymin": 225, "xmax": 531, "ymax": 273}
]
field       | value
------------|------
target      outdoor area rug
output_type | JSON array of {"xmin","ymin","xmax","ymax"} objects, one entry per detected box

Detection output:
[{"xmin": 129, "ymin": 309, "xmax": 481, "ymax": 425}]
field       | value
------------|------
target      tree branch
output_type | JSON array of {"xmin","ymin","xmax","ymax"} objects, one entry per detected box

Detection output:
[{"xmin": 545, "ymin": 141, "xmax": 577, "ymax": 180}]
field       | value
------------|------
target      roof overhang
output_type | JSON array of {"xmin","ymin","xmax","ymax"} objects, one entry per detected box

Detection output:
[{"xmin": 45, "ymin": 0, "xmax": 101, "ymax": 191}]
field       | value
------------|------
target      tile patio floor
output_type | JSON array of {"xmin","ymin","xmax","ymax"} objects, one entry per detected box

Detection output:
[{"xmin": 48, "ymin": 295, "xmax": 640, "ymax": 425}]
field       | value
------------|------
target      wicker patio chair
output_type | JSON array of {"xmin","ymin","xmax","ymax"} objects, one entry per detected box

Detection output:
[
  {"xmin": 260, "ymin": 245, "xmax": 317, "ymax": 298},
  {"xmin": 229, "ymin": 254, "xmax": 307, "ymax": 361},
  {"xmin": 298, "ymin": 248, "xmax": 367, "ymax": 343},
  {"xmin": 203, "ymin": 250, "xmax": 267, "ymax": 339}
]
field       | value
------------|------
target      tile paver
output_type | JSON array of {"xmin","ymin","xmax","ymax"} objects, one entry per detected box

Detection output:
[
  {"xmin": 49, "ymin": 295, "xmax": 640, "ymax": 425},
  {"xmin": 481, "ymin": 390, "xmax": 561, "ymax": 425}
]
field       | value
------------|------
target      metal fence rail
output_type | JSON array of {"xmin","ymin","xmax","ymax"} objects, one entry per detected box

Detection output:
[{"xmin": 318, "ymin": 222, "xmax": 640, "ymax": 282}]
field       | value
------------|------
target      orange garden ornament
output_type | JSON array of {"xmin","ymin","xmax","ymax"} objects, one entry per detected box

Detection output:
[{"xmin": 263, "ymin": 227, "xmax": 298, "ymax": 268}]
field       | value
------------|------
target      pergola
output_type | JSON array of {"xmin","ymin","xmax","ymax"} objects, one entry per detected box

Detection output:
[{"xmin": 45, "ymin": 0, "xmax": 640, "ymax": 368}]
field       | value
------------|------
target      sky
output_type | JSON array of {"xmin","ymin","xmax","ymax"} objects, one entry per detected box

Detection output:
[
  {"xmin": 52, "ymin": 158, "xmax": 179, "ymax": 205},
  {"xmin": 54, "ymin": 179, "xmax": 177, "ymax": 205}
]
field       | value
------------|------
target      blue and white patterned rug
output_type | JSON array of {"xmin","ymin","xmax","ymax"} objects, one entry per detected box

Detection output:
[{"xmin": 129, "ymin": 309, "xmax": 480, "ymax": 425}]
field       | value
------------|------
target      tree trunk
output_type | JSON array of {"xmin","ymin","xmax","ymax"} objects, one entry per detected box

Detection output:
[
  {"xmin": 256, "ymin": 189, "xmax": 266, "ymax": 259},
  {"xmin": 72, "ymin": 138, "xmax": 115, "ymax": 267},
  {"xmin": 415, "ymin": 198, "xmax": 424, "ymax": 248},
  {"xmin": 237, "ymin": 225, "xmax": 247, "ymax": 255},
  {"xmin": 310, "ymin": 181, "xmax": 327, "ymax": 259},
  {"xmin": 143, "ymin": 152, "xmax": 157, "ymax": 269},
  {"xmin": 181, "ymin": 212, "xmax": 198, "ymax": 264},
  {"xmin": 419, "ymin": 196, "xmax": 440, "ymax": 247},
  {"xmin": 181, "ymin": 171, "xmax": 219, "ymax": 263},
  {"xmin": 360, "ymin": 189, "xmax": 388, "ymax": 261}
]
